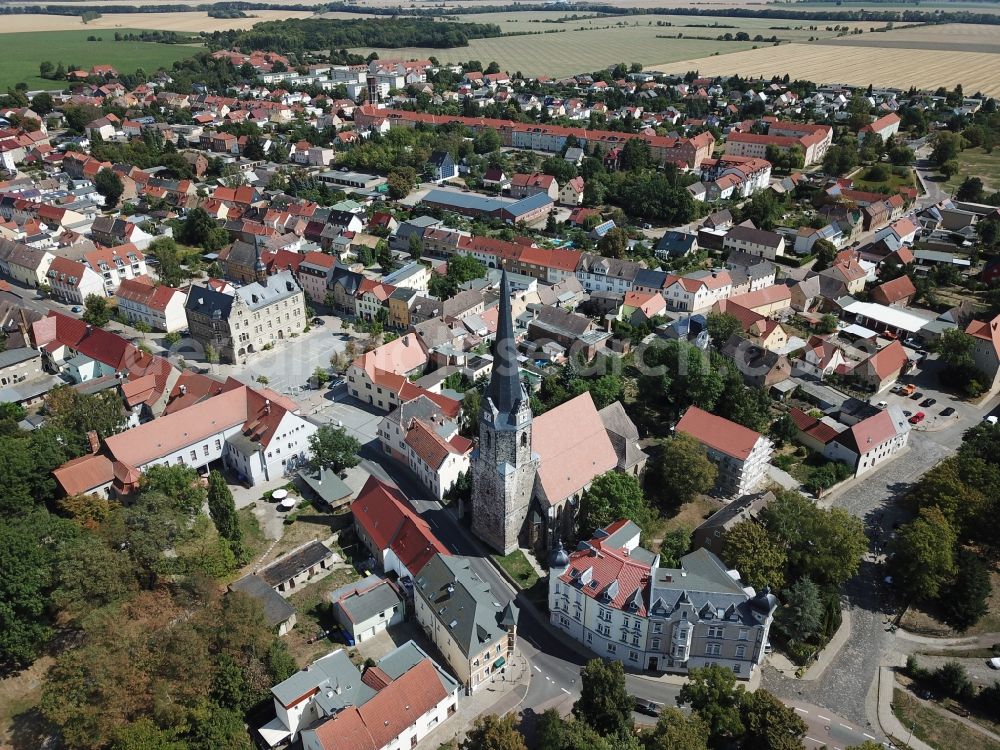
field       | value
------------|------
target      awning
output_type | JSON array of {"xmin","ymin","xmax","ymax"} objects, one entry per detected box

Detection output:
[
  {"xmin": 258, "ymin": 716, "xmax": 292, "ymax": 748},
  {"xmin": 493, "ymin": 657, "xmax": 506, "ymax": 669}
]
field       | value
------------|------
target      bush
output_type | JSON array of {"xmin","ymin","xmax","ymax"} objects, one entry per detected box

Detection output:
[
  {"xmin": 932, "ymin": 661, "xmax": 974, "ymax": 701},
  {"xmin": 864, "ymin": 164, "xmax": 890, "ymax": 182}
]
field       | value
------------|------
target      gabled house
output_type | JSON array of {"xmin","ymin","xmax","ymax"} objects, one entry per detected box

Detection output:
[
  {"xmin": 965, "ymin": 313, "xmax": 1000, "ymax": 391},
  {"xmin": 426, "ymin": 150, "xmax": 457, "ymax": 183},
  {"xmin": 854, "ymin": 340, "xmax": 909, "ymax": 392},
  {"xmin": 869, "ymin": 275, "xmax": 916, "ymax": 307},
  {"xmin": 823, "ymin": 405, "xmax": 909, "ymax": 477},
  {"xmin": 675, "ymin": 406, "xmax": 773, "ymax": 497}
]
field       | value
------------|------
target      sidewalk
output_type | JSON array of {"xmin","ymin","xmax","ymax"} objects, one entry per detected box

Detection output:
[
  {"xmin": 416, "ymin": 653, "xmax": 530, "ymax": 749},
  {"xmin": 877, "ymin": 666, "xmax": 934, "ymax": 750}
]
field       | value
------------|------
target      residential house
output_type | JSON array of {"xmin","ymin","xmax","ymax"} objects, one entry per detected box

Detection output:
[
  {"xmin": 575, "ymin": 254, "xmax": 640, "ymax": 294},
  {"xmin": 46, "ymin": 256, "xmax": 105, "ymax": 304},
  {"xmin": 869, "ymin": 275, "xmax": 916, "ymax": 307},
  {"xmin": 330, "ymin": 576, "xmax": 405, "ymax": 644},
  {"xmin": 818, "ymin": 259, "xmax": 867, "ymax": 298},
  {"xmin": 692, "ymin": 491, "xmax": 774, "ymax": 557},
  {"xmin": 351, "ymin": 475, "xmax": 449, "ymax": 581},
  {"xmin": 655, "ymin": 231, "xmax": 699, "ymax": 260},
  {"xmin": 549, "ymin": 520, "xmax": 777, "ymax": 676},
  {"xmin": 965, "ymin": 313, "xmax": 1000, "ymax": 391},
  {"xmin": 346, "ymin": 334, "xmax": 441, "ymax": 412},
  {"xmin": 0, "ymin": 239, "xmax": 54, "ymax": 287},
  {"xmin": 789, "ymin": 276, "xmax": 821, "ymax": 313},
  {"xmin": 115, "ymin": 276, "xmax": 186, "ymax": 332},
  {"xmin": 788, "ymin": 407, "xmax": 842, "ymax": 453},
  {"xmin": 228, "ymin": 574, "xmax": 297, "ymax": 636},
  {"xmin": 854, "ymin": 340, "xmax": 909, "ymax": 392},
  {"xmin": 824, "ymin": 405, "xmax": 909, "ymax": 477},
  {"xmin": 84, "ymin": 243, "xmax": 148, "ymax": 295},
  {"xmin": 720, "ymin": 335, "xmax": 792, "ymax": 388},
  {"xmin": 619, "ymin": 290, "xmax": 667, "ymax": 325},
  {"xmin": 796, "ymin": 336, "xmax": 849, "ymax": 380},
  {"xmin": 723, "ymin": 225, "xmax": 785, "ymax": 260},
  {"xmin": 510, "ymin": 172, "xmax": 559, "ymax": 201},
  {"xmin": 721, "ymin": 285, "xmax": 791, "ymax": 318},
  {"xmin": 414, "ymin": 553, "xmax": 519, "ymax": 693},
  {"xmin": 297, "ymin": 252, "xmax": 337, "ymax": 305},
  {"xmin": 662, "ymin": 269, "xmax": 733, "ymax": 313},
  {"xmin": 355, "ymin": 278, "xmax": 396, "ymax": 322},
  {"xmin": 558, "ymin": 177, "xmax": 585, "ymax": 206},
  {"xmin": 426, "ymin": 150, "xmax": 458, "ymax": 183},
  {"xmin": 675, "ymin": 406, "xmax": 773, "ymax": 496},
  {"xmin": 263, "ymin": 642, "xmax": 459, "ymax": 750},
  {"xmin": 328, "ymin": 266, "xmax": 364, "ymax": 314}
]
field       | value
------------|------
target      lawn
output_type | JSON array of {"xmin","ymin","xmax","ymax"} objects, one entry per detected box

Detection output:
[
  {"xmin": 0, "ymin": 30, "xmax": 200, "ymax": 91},
  {"xmin": 944, "ymin": 147, "xmax": 1000, "ymax": 193},
  {"xmin": 852, "ymin": 165, "xmax": 917, "ymax": 194},
  {"xmin": 892, "ymin": 688, "xmax": 1000, "ymax": 750},
  {"xmin": 492, "ymin": 550, "xmax": 539, "ymax": 590}
]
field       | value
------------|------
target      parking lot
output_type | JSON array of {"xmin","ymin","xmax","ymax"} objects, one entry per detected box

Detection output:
[{"xmin": 875, "ymin": 355, "xmax": 981, "ymax": 434}]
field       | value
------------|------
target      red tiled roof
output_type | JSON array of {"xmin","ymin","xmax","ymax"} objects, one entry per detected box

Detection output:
[
  {"xmin": 870, "ymin": 275, "xmax": 916, "ymax": 305},
  {"xmin": 558, "ymin": 527, "xmax": 650, "ymax": 615},
  {"xmin": 310, "ymin": 659, "xmax": 447, "ymax": 750},
  {"xmin": 676, "ymin": 405, "xmax": 764, "ymax": 461},
  {"xmin": 53, "ymin": 452, "xmax": 114, "ymax": 496},
  {"xmin": 966, "ymin": 314, "xmax": 1000, "ymax": 357},
  {"xmin": 863, "ymin": 340, "xmax": 908, "ymax": 381}
]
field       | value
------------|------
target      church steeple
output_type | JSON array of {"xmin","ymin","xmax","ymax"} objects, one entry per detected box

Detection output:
[
  {"xmin": 488, "ymin": 270, "xmax": 525, "ymax": 418},
  {"xmin": 470, "ymin": 269, "xmax": 538, "ymax": 555}
]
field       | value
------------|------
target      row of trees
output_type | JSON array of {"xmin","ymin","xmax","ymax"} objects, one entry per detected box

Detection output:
[
  {"xmin": 459, "ymin": 660, "xmax": 882, "ymax": 750},
  {"xmin": 888, "ymin": 421, "xmax": 999, "ymax": 630}
]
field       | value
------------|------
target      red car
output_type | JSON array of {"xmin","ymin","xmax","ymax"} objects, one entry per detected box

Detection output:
[{"xmin": 909, "ymin": 412, "xmax": 926, "ymax": 424}]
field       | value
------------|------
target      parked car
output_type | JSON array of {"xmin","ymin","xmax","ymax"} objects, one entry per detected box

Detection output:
[
  {"xmin": 986, "ymin": 415, "xmax": 999, "ymax": 426},
  {"xmin": 311, "ymin": 317, "xmax": 325, "ymax": 326},
  {"xmin": 940, "ymin": 407, "xmax": 956, "ymax": 417},
  {"xmin": 633, "ymin": 698, "xmax": 661, "ymax": 717},
  {"xmin": 901, "ymin": 384, "xmax": 917, "ymax": 396},
  {"xmin": 987, "ymin": 657, "xmax": 1000, "ymax": 669},
  {"xmin": 70, "ymin": 305, "xmax": 82, "ymax": 313},
  {"xmin": 876, "ymin": 400, "xmax": 888, "ymax": 409},
  {"xmin": 909, "ymin": 391, "xmax": 923, "ymax": 400},
  {"xmin": 909, "ymin": 412, "xmax": 926, "ymax": 424},
  {"xmin": 920, "ymin": 398, "xmax": 936, "ymax": 407}
]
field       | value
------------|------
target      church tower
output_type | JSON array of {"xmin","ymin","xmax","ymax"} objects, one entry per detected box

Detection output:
[{"xmin": 471, "ymin": 271, "xmax": 538, "ymax": 555}]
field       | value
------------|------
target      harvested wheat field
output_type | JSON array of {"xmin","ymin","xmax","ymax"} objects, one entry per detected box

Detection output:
[
  {"xmin": 650, "ymin": 43, "xmax": 1000, "ymax": 95},
  {"xmin": 0, "ymin": 10, "xmax": 314, "ymax": 33}
]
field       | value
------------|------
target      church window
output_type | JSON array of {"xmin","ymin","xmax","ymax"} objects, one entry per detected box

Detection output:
[{"xmin": 520, "ymin": 432, "xmax": 527, "ymax": 447}]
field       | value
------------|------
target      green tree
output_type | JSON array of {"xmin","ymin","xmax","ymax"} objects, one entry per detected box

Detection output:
[
  {"xmin": 677, "ymin": 665, "xmax": 745, "ymax": 746},
  {"xmin": 930, "ymin": 130, "xmax": 963, "ymax": 167},
  {"xmin": 760, "ymin": 490, "xmax": 867, "ymax": 589},
  {"xmin": 653, "ymin": 433, "xmax": 717, "ymax": 509},
  {"xmin": 706, "ymin": 312, "xmax": 743, "ymax": 347},
  {"xmin": 45, "ymin": 386, "xmax": 125, "ymax": 444},
  {"xmin": 817, "ymin": 314, "xmax": 839, "ymax": 334},
  {"xmin": 644, "ymin": 707, "xmax": 710, "ymax": 750},
  {"xmin": 572, "ymin": 658, "xmax": 633, "ymax": 738},
  {"xmin": 956, "ymin": 176, "xmax": 985, "ymax": 202},
  {"xmin": 739, "ymin": 689, "xmax": 807, "ymax": 750},
  {"xmin": 775, "ymin": 576, "xmax": 824, "ymax": 643},
  {"xmin": 387, "ymin": 167, "xmax": 417, "ymax": 199},
  {"xmin": 0, "ymin": 509, "xmax": 79, "ymax": 669},
  {"xmin": 82, "ymin": 293, "xmax": 111, "ymax": 327},
  {"xmin": 207, "ymin": 470, "xmax": 242, "ymax": 552},
  {"xmin": 889, "ymin": 506, "xmax": 958, "ymax": 604},
  {"xmin": 460, "ymin": 714, "xmax": 527, "ymax": 750},
  {"xmin": 535, "ymin": 711, "xmax": 616, "ymax": 750},
  {"xmin": 474, "ymin": 128, "xmax": 501, "ymax": 154},
  {"xmin": 597, "ymin": 226, "xmax": 629, "ymax": 259},
  {"xmin": 175, "ymin": 207, "xmax": 228, "ymax": 252},
  {"xmin": 936, "ymin": 548, "xmax": 990, "ymax": 631},
  {"xmin": 577, "ymin": 471, "xmax": 651, "ymax": 538},
  {"xmin": 51, "ymin": 534, "xmax": 137, "ymax": 625},
  {"xmin": 307, "ymin": 424, "xmax": 361, "ymax": 472},
  {"xmin": 141, "ymin": 464, "xmax": 206, "ymax": 516},
  {"xmin": 722, "ymin": 521, "xmax": 786, "ymax": 591},
  {"xmin": 147, "ymin": 236, "xmax": 185, "ymax": 287},
  {"xmin": 94, "ymin": 168, "xmax": 124, "ymax": 208}
]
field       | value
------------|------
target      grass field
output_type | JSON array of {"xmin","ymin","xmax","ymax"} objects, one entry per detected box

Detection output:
[
  {"xmin": 0, "ymin": 29, "xmax": 201, "ymax": 91},
  {"xmin": 492, "ymin": 550, "xmax": 540, "ymax": 589},
  {"xmin": 0, "ymin": 9, "xmax": 313, "ymax": 34},
  {"xmin": 649, "ymin": 43, "xmax": 1000, "ymax": 96},
  {"xmin": 892, "ymin": 688, "xmax": 1000, "ymax": 750},
  {"xmin": 944, "ymin": 147, "xmax": 1000, "ymax": 193}
]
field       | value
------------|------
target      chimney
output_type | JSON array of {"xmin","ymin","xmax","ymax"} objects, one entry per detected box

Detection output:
[
  {"xmin": 86, "ymin": 430, "xmax": 99, "ymax": 453},
  {"xmin": 264, "ymin": 399, "xmax": 270, "ymax": 414},
  {"xmin": 179, "ymin": 384, "xmax": 187, "ymax": 395}
]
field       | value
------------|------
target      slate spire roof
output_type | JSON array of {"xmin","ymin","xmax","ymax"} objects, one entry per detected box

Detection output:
[{"xmin": 487, "ymin": 270, "xmax": 525, "ymax": 417}]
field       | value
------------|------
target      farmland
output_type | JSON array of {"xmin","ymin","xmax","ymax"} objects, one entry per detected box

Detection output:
[
  {"xmin": 649, "ymin": 42, "xmax": 1000, "ymax": 96},
  {"xmin": 0, "ymin": 30, "xmax": 200, "ymax": 91},
  {"xmin": 0, "ymin": 9, "xmax": 314, "ymax": 34}
]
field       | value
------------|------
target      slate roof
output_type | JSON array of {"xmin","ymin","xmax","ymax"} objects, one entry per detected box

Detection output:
[
  {"xmin": 257, "ymin": 540, "xmax": 334, "ymax": 587},
  {"xmin": 185, "ymin": 283, "xmax": 235, "ymax": 319},
  {"xmin": 229, "ymin": 574, "xmax": 296, "ymax": 626},
  {"xmin": 415, "ymin": 553, "xmax": 514, "ymax": 658}
]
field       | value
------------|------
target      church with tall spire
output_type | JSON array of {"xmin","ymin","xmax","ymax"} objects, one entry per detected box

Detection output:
[
  {"xmin": 471, "ymin": 271, "xmax": 539, "ymax": 554},
  {"xmin": 470, "ymin": 271, "xmax": 648, "ymax": 556}
]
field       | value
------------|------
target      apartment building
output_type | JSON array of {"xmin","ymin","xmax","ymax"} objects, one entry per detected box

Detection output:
[
  {"xmin": 549, "ymin": 519, "xmax": 777, "ymax": 677},
  {"xmin": 675, "ymin": 406, "xmax": 773, "ymax": 497}
]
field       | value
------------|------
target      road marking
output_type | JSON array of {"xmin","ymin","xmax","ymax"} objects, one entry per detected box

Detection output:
[
  {"xmin": 794, "ymin": 707, "xmax": 809, "ymax": 714},
  {"xmin": 840, "ymin": 724, "xmax": 851, "ymax": 729},
  {"xmin": 806, "ymin": 737, "xmax": 821, "ymax": 744},
  {"xmin": 561, "ymin": 688, "xmax": 570, "ymax": 695},
  {"xmin": 546, "ymin": 676, "xmax": 552, "ymax": 682},
  {"xmin": 864, "ymin": 734, "xmax": 877, "ymax": 740},
  {"xmin": 533, "ymin": 666, "xmax": 541, "ymax": 673},
  {"xmin": 818, "ymin": 715, "xmax": 830, "ymax": 721}
]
